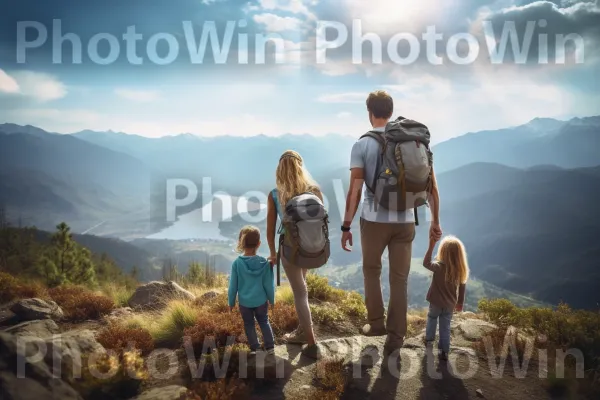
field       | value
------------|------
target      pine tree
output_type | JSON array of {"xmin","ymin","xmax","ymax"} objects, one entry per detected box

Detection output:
[
  {"xmin": 186, "ymin": 262, "xmax": 204, "ymax": 286},
  {"xmin": 41, "ymin": 222, "xmax": 96, "ymax": 286}
]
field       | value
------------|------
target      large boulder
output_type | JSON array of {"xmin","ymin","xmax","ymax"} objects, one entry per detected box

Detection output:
[
  {"xmin": 132, "ymin": 385, "xmax": 188, "ymax": 400},
  {"xmin": 0, "ymin": 332, "xmax": 83, "ymax": 400},
  {"xmin": 128, "ymin": 281, "xmax": 195, "ymax": 310},
  {"xmin": 3, "ymin": 320, "xmax": 60, "ymax": 338},
  {"xmin": 10, "ymin": 298, "xmax": 64, "ymax": 321},
  {"xmin": 457, "ymin": 319, "xmax": 498, "ymax": 342}
]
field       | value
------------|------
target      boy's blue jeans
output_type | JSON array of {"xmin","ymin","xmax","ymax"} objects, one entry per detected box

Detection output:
[
  {"xmin": 425, "ymin": 304, "xmax": 453, "ymax": 353},
  {"xmin": 239, "ymin": 302, "xmax": 275, "ymax": 351}
]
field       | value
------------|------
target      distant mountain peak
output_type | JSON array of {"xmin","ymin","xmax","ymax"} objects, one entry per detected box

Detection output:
[{"xmin": 523, "ymin": 117, "xmax": 566, "ymax": 134}]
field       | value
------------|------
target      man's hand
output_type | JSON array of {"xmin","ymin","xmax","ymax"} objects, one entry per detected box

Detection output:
[
  {"xmin": 341, "ymin": 231, "xmax": 353, "ymax": 252},
  {"xmin": 429, "ymin": 221, "xmax": 442, "ymax": 242}
]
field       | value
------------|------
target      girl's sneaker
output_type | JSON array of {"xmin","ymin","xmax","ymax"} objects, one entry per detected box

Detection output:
[
  {"xmin": 439, "ymin": 351, "xmax": 448, "ymax": 362},
  {"xmin": 283, "ymin": 328, "xmax": 308, "ymax": 344},
  {"xmin": 266, "ymin": 347, "xmax": 276, "ymax": 355}
]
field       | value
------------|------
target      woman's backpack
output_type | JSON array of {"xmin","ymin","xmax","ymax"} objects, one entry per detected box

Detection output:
[{"xmin": 272, "ymin": 190, "xmax": 330, "ymax": 285}]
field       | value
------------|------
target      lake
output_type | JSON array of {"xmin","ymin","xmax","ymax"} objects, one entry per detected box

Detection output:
[{"xmin": 147, "ymin": 196, "xmax": 265, "ymax": 241}]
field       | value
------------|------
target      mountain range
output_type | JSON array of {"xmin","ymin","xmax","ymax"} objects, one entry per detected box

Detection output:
[{"xmin": 1, "ymin": 116, "xmax": 598, "ymax": 308}]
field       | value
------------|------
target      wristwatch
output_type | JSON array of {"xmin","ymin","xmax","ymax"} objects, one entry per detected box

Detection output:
[{"xmin": 341, "ymin": 225, "xmax": 351, "ymax": 232}]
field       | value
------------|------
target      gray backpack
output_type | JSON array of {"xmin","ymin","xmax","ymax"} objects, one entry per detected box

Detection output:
[
  {"xmin": 360, "ymin": 116, "xmax": 433, "ymax": 220},
  {"xmin": 273, "ymin": 190, "xmax": 330, "ymax": 285}
]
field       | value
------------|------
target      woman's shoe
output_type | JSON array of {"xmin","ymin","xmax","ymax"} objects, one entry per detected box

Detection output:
[
  {"xmin": 301, "ymin": 343, "xmax": 323, "ymax": 360},
  {"xmin": 283, "ymin": 328, "xmax": 308, "ymax": 344}
]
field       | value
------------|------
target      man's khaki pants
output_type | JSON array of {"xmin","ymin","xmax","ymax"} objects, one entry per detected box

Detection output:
[{"xmin": 360, "ymin": 218, "xmax": 415, "ymax": 348}]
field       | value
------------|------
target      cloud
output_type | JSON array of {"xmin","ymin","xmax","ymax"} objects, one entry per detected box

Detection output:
[
  {"xmin": 115, "ymin": 88, "xmax": 161, "ymax": 102},
  {"xmin": 0, "ymin": 69, "xmax": 19, "ymax": 94},
  {"xmin": 336, "ymin": 111, "xmax": 352, "ymax": 119},
  {"xmin": 8, "ymin": 71, "xmax": 67, "ymax": 102},
  {"xmin": 257, "ymin": 0, "xmax": 317, "ymax": 19},
  {"xmin": 253, "ymin": 13, "xmax": 303, "ymax": 32},
  {"xmin": 317, "ymin": 92, "xmax": 366, "ymax": 103},
  {"xmin": 472, "ymin": 0, "xmax": 600, "ymax": 63}
]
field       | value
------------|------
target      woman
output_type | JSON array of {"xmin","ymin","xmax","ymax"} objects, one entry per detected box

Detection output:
[{"xmin": 267, "ymin": 150, "xmax": 322, "ymax": 359}]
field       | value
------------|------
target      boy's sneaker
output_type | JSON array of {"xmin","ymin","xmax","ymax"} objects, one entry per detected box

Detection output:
[
  {"xmin": 301, "ymin": 343, "xmax": 323, "ymax": 360},
  {"xmin": 283, "ymin": 328, "xmax": 308, "ymax": 344},
  {"xmin": 362, "ymin": 324, "xmax": 387, "ymax": 337}
]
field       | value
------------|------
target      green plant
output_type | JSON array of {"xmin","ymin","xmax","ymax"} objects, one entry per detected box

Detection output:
[
  {"xmin": 339, "ymin": 291, "xmax": 367, "ymax": 320},
  {"xmin": 152, "ymin": 300, "xmax": 202, "ymax": 346},
  {"xmin": 306, "ymin": 273, "xmax": 345, "ymax": 303},
  {"xmin": 311, "ymin": 304, "xmax": 345, "ymax": 326}
]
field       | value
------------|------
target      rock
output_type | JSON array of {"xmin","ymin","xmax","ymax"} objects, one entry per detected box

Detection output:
[
  {"xmin": 132, "ymin": 385, "xmax": 188, "ymax": 400},
  {"xmin": 23, "ymin": 329, "xmax": 107, "ymax": 380},
  {"xmin": 200, "ymin": 291, "xmax": 219, "ymax": 301},
  {"xmin": 10, "ymin": 298, "xmax": 64, "ymax": 321},
  {"xmin": 460, "ymin": 311, "xmax": 477, "ymax": 319},
  {"xmin": 0, "ymin": 332, "xmax": 83, "ymax": 400},
  {"xmin": 458, "ymin": 319, "xmax": 497, "ymax": 342},
  {"xmin": 102, "ymin": 307, "xmax": 134, "ymax": 323},
  {"xmin": 301, "ymin": 385, "xmax": 311, "ymax": 390},
  {"xmin": 3, "ymin": 319, "xmax": 60, "ymax": 338},
  {"xmin": 476, "ymin": 388, "xmax": 485, "ymax": 398},
  {"xmin": 128, "ymin": 281, "xmax": 196, "ymax": 310},
  {"xmin": 403, "ymin": 333, "xmax": 426, "ymax": 349}
]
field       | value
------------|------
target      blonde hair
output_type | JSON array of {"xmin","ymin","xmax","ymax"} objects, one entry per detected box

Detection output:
[
  {"xmin": 435, "ymin": 236, "xmax": 470, "ymax": 285},
  {"xmin": 276, "ymin": 150, "xmax": 320, "ymax": 207},
  {"xmin": 236, "ymin": 225, "xmax": 261, "ymax": 253}
]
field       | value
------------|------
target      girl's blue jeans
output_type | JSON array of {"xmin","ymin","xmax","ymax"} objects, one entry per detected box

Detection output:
[
  {"xmin": 425, "ymin": 304, "xmax": 453, "ymax": 353},
  {"xmin": 239, "ymin": 302, "xmax": 275, "ymax": 351}
]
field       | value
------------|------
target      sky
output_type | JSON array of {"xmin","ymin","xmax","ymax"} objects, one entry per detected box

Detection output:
[{"xmin": 0, "ymin": 0, "xmax": 599, "ymax": 143}]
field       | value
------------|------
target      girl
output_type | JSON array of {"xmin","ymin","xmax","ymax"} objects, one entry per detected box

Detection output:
[
  {"xmin": 267, "ymin": 150, "xmax": 322, "ymax": 359},
  {"xmin": 423, "ymin": 235, "xmax": 469, "ymax": 361},
  {"xmin": 228, "ymin": 225, "xmax": 276, "ymax": 355}
]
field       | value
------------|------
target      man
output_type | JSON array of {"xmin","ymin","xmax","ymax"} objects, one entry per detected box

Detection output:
[{"xmin": 341, "ymin": 90, "xmax": 442, "ymax": 355}]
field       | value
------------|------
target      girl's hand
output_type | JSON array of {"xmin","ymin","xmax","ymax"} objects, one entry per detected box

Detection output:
[
  {"xmin": 455, "ymin": 304, "xmax": 463, "ymax": 313},
  {"xmin": 267, "ymin": 254, "xmax": 277, "ymax": 266},
  {"xmin": 229, "ymin": 306, "xmax": 235, "ymax": 312}
]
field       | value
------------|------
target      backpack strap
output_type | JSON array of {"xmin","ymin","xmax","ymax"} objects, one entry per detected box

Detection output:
[{"xmin": 360, "ymin": 131, "xmax": 386, "ymax": 155}]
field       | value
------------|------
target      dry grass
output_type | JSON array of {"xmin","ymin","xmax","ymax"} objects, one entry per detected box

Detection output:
[
  {"xmin": 275, "ymin": 284, "xmax": 295, "ymax": 306},
  {"xmin": 407, "ymin": 314, "xmax": 427, "ymax": 337},
  {"xmin": 48, "ymin": 285, "xmax": 114, "ymax": 321},
  {"xmin": 306, "ymin": 273, "xmax": 345, "ymax": 303},
  {"xmin": 311, "ymin": 304, "xmax": 345, "ymax": 326},
  {"xmin": 97, "ymin": 323, "xmax": 155, "ymax": 356},
  {"xmin": 99, "ymin": 282, "xmax": 135, "ymax": 307},
  {"xmin": 315, "ymin": 356, "xmax": 348, "ymax": 400}
]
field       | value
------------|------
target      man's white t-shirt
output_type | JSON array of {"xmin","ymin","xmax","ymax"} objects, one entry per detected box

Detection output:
[{"xmin": 350, "ymin": 127, "xmax": 416, "ymax": 224}]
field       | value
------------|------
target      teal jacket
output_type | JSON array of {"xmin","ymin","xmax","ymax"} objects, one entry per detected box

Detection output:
[{"xmin": 228, "ymin": 255, "xmax": 275, "ymax": 308}]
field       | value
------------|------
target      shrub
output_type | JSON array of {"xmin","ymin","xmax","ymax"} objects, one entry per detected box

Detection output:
[
  {"xmin": 72, "ymin": 349, "xmax": 147, "ymax": 400},
  {"xmin": 306, "ymin": 273, "xmax": 345, "ymax": 303},
  {"xmin": 478, "ymin": 298, "xmax": 521, "ymax": 328},
  {"xmin": 269, "ymin": 303, "xmax": 298, "ymax": 336},
  {"xmin": 311, "ymin": 304, "xmax": 345, "ymax": 326},
  {"xmin": 48, "ymin": 285, "xmax": 115, "ymax": 321},
  {"xmin": 97, "ymin": 323, "xmax": 155, "ymax": 356},
  {"xmin": 183, "ymin": 309, "xmax": 247, "ymax": 353},
  {"xmin": 184, "ymin": 376, "xmax": 249, "ymax": 400},
  {"xmin": 0, "ymin": 272, "xmax": 47, "ymax": 303},
  {"xmin": 339, "ymin": 291, "xmax": 367, "ymax": 320},
  {"xmin": 315, "ymin": 356, "xmax": 348, "ymax": 400}
]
